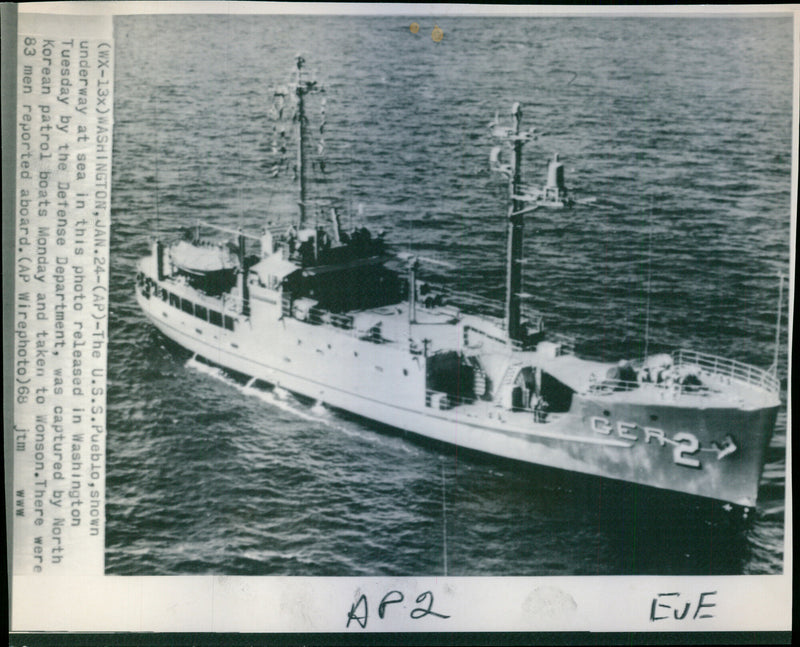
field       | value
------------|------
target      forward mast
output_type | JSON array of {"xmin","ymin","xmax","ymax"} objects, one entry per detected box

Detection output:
[{"xmin": 291, "ymin": 54, "xmax": 322, "ymax": 230}]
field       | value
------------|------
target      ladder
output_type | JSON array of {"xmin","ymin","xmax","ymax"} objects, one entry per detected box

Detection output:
[{"xmin": 495, "ymin": 360, "xmax": 523, "ymax": 400}]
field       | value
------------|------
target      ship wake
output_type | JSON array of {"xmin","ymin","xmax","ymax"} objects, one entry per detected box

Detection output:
[{"xmin": 183, "ymin": 355, "xmax": 418, "ymax": 454}]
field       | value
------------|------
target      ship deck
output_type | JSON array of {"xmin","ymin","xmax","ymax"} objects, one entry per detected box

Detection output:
[{"xmin": 140, "ymin": 254, "xmax": 780, "ymax": 412}]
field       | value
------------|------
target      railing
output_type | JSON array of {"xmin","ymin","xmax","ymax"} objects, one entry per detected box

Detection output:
[
  {"xmin": 586, "ymin": 377, "xmax": 719, "ymax": 398},
  {"xmin": 586, "ymin": 349, "xmax": 780, "ymax": 398},
  {"xmin": 467, "ymin": 324, "xmax": 518, "ymax": 349},
  {"xmin": 672, "ymin": 349, "xmax": 780, "ymax": 395},
  {"xmin": 281, "ymin": 293, "xmax": 293, "ymax": 318},
  {"xmin": 147, "ymin": 271, "xmax": 248, "ymax": 315},
  {"xmin": 440, "ymin": 287, "xmax": 545, "ymax": 332},
  {"xmin": 283, "ymin": 295, "xmax": 411, "ymax": 348},
  {"xmin": 280, "ymin": 287, "xmax": 575, "ymax": 358},
  {"xmin": 438, "ymin": 287, "xmax": 504, "ymax": 316},
  {"xmin": 504, "ymin": 331, "xmax": 575, "ymax": 355}
]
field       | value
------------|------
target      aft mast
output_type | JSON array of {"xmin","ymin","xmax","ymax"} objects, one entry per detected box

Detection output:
[
  {"xmin": 491, "ymin": 103, "xmax": 538, "ymax": 344},
  {"xmin": 506, "ymin": 103, "xmax": 525, "ymax": 342}
]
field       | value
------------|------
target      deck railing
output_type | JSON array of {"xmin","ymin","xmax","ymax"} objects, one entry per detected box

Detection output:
[
  {"xmin": 284, "ymin": 295, "xmax": 410, "ymax": 349},
  {"xmin": 438, "ymin": 287, "xmax": 504, "ymax": 316},
  {"xmin": 281, "ymin": 293, "xmax": 293, "ymax": 318},
  {"xmin": 672, "ymin": 349, "xmax": 780, "ymax": 395},
  {"xmin": 586, "ymin": 349, "xmax": 780, "ymax": 397},
  {"xmin": 282, "ymin": 288, "xmax": 575, "ymax": 357},
  {"xmin": 441, "ymin": 288, "xmax": 546, "ymax": 331}
]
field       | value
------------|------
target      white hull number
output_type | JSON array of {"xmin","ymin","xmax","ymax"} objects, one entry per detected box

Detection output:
[{"xmin": 590, "ymin": 416, "xmax": 701, "ymax": 468}]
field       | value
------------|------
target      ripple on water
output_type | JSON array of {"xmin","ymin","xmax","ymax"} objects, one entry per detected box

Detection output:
[{"xmin": 106, "ymin": 15, "xmax": 791, "ymax": 576}]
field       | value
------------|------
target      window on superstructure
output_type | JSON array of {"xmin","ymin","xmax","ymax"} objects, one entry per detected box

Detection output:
[
  {"xmin": 224, "ymin": 315, "xmax": 235, "ymax": 331},
  {"xmin": 160, "ymin": 288, "xmax": 167, "ymax": 302},
  {"xmin": 181, "ymin": 298, "xmax": 194, "ymax": 314},
  {"xmin": 169, "ymin": 293, "xmax": 180, "ymax": 308},
  {"xmin": 209, "ymin": 310, "xmax": 223, "ymax": 327},
  {"xmin": 194, "ymin": 304, "xmax": 208, "ymax": 321}
]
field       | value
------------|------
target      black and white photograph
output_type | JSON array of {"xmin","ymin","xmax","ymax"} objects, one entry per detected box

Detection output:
[
  {"xmin": 6, "ymin": 3, "xmax": 794, "ymax": 638},
  {"xmin": 108, "ymin": 11, "xmax": 791, "ymax": 578}
]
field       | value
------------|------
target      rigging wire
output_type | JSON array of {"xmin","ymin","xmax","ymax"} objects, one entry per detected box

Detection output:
[
  {"xmin": 150, "ymin": 19, "xmax": 161, "ymax": 238},
  {"xmin": 153, "ymin": 96, "xmax": 159, "ymax": 234},
  {"xmin": 261, "ymin": 67, "xmax": 297, "ymax": 226},
  {"xmin": 772, "ymin": 272, "xmax": 786, "ymax": 376},
  {"xmin": 643, "ymin": 197, "xmax": 654, "ymax": 360},
  {"xmin": 228, "ymin": 22, "xmax": 245, "ymax": 235}
]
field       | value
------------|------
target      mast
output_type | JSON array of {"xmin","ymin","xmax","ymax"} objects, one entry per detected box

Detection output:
[
  {"xmin": 505, "ymin": 103, "xmax": 525, "ymax": 342},
  {"xmin": 489, "ymin": 102, "xmax": 538, "ymax": 344},
  {"xmin": 409, "ymin": 258, "xmax": 418, "ymax": 325},
  {"xmin": 292, "ymin": 55, "xmax": 321, "ymax": 229}
]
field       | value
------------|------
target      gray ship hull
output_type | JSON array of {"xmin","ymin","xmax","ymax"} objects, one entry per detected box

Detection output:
[{"xmin": 136, "ymin": 285, "xmax": 778, "ymax": 508}]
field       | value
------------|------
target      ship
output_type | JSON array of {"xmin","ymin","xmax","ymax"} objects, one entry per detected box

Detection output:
[{"xmin": 135, "ymin": 56, "xmax": 781, "ymax": 509}]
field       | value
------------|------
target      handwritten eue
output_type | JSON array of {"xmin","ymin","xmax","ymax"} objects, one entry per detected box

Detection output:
[{"xmin": 650, "ymin": 591, "xmax": 717, "ymax": 621}]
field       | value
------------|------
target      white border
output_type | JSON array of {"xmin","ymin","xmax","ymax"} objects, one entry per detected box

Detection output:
[{"xmin": 18, "ymin": 1, "xmax": 800, "ymax": 17}]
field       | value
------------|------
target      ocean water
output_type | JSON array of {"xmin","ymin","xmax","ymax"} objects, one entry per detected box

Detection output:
[{"xmin": 106, "ymin": 15, "xmax": 792, "ymax": 576}]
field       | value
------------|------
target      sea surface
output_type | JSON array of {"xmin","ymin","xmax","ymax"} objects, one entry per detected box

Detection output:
[{"xmin": 106, "ymin": 15, "xmax": 792, "ymax": 576}]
